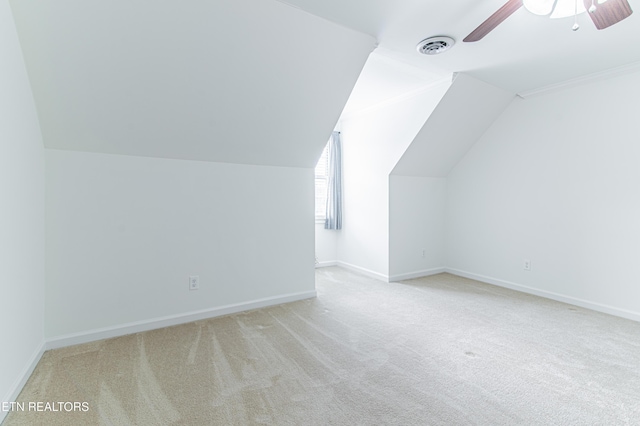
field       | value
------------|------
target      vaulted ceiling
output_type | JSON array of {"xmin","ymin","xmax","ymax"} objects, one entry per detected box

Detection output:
[
  {"xmin": 9, "ymin": 0, "xmax": 640, "ymax": 168},
  {"xmin": 281, "ymin": 0, "xmax": 640, "ymax": 96},
  {"xmin": 9, "ymin": 0, "xmax": 374, "ymax": 167},
  {"xmin": 393, "ymin": 73, "xmax": 515, "ymax": 177}
]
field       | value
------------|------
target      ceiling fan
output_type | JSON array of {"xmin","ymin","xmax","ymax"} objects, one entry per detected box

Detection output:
[{"xmin": 463, "ymin": 0, "xmax": 633, "ymax": 42}]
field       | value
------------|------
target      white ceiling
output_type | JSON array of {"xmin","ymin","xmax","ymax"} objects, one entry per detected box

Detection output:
[
  {"xmin": 282, "ymin": 0, "xmax": 640, "ymax": 106},
  {"xmin": 9, "ymin": 0, "xmax": 640, "ymax": 166},
  {"xmin": 393, "ymin": 73, "xmax": 515, "ymax": 177},
  {"xmin": 340, "ymin": 50, "xmax": 449, "ymax": 118},
  {"xmin": 9, "ymin": 0, "xmax": 375, "ymax": 167}
]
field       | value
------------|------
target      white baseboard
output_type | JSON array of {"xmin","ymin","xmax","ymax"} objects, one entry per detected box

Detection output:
[
  {"xmin": 335, "ymin": 262, "xmax": 446, "ymax": 283},
  {"xmin": 1, "ymin": 339, "xmax": 46, "ymax": 424},
  {"xmin": 315, "ymin": 261, "xmax": 338, "ymax": 268},
  {"xmin": 445, "ymin": 267, "xmax": 640, "ymax": 323},
  {"xmin": 336, "ymin": 261, "xmax": 389, "ymax": 282},
  {"xmin": 389, "ymin": 267, "xmax": 446, "ymax": 282},
  {"xmin": 46, "ymin": 290, "xmax": 317, "ymax": 350}
]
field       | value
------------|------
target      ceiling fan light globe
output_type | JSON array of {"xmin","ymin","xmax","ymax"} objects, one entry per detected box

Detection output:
[
  {"xmin": 549, "ymin": 0, "xmax": 587, "ymax": 18},
  {"xmin": 523, "ymin": 0, "xmax": 555, "ymax": 15}
]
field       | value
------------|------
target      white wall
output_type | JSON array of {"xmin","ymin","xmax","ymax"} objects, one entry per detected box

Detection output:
[
  {"xmin": 337, "ymin": 82, "xmax": 450, "ymax": 279},
  {"xmin": 446, "ymin": 71, "xmax": 640, "ymax": 319},
  {"xmin": 315, "ymin": 222, "xmax": 338, "ymax": 266},
  {"xmin": 46, "ymin": 150, "xmax": 315, "ymax": 339},
  {"xmin": 0, "ymin": 0, "xmax": 45, "ymax": 416},
  {"xmin": 389, "ymin": 176, "xmax": 446, "ymax": 280}
]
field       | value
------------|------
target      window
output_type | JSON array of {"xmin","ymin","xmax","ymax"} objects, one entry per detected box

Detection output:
[{"xmin": 314, "ymin": 143, "xmax": 329, "ymax": 221}]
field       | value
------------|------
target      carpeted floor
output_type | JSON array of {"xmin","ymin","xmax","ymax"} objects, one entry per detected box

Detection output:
[{"xmin": 4, "ymin": 268, "xmax": 640, "ymax": 425}]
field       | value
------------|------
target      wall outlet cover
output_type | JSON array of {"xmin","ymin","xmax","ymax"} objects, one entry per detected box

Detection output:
[{"xmin": 189, "ymin": 275, "xmax": 200, "ymax": 290}]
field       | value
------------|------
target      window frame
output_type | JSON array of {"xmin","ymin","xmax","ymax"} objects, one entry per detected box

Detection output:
[{"xmin": 314, "ymin": 143, "xmax": 329, "ymax": 223}]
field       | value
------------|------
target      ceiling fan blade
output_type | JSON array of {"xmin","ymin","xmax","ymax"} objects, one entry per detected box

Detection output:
[
  {"xmin": 584, "ymin": 0, "xmax": 633, "ymax": 30},
  {"xmin": 464, "ymin": 0, "xmax": 523, "ymax": 42}
]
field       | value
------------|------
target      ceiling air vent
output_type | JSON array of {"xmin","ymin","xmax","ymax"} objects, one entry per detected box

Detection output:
[{"xmin": 416, "ymin": 36, "xmax": 455, "ymax": 55}]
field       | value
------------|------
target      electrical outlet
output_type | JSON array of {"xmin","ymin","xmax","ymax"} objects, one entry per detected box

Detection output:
[
  {"xmin": 523, "ymin": 259, "xmax": 531, "ymax": 271},
  {"xmin": 422, "ymin": 249, "xmax": 426, "ymax": 258},
  {"xmin": 189, "ymin": 275, "xmax": 200, "ymax": 290}
]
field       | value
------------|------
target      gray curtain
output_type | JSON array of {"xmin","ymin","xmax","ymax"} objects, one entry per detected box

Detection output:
[{"xmin": 324, "ymin": 131, "xmax": 342, "ymax": 230}]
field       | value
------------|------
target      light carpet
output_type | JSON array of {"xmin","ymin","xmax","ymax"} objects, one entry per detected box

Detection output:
[{"xmin": 4, "ymin": 268, "xmax": 640, "ymax": 425}]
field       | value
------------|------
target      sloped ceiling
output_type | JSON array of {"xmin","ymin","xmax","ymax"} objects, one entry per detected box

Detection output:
[
  {"xmin": 392, "ymin": 73, "xmax": 514, "ymax": 177},
  {"xmin": 9, "ymin": 0, "xmax": 375, "ymax": 168},
  {"xmin": 280, "ymin": 0, "xmax": 640, "ymax": 95},
  {"xmin": 340, "ymin": 51, "xmax": 449, "ymax": 119}
]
